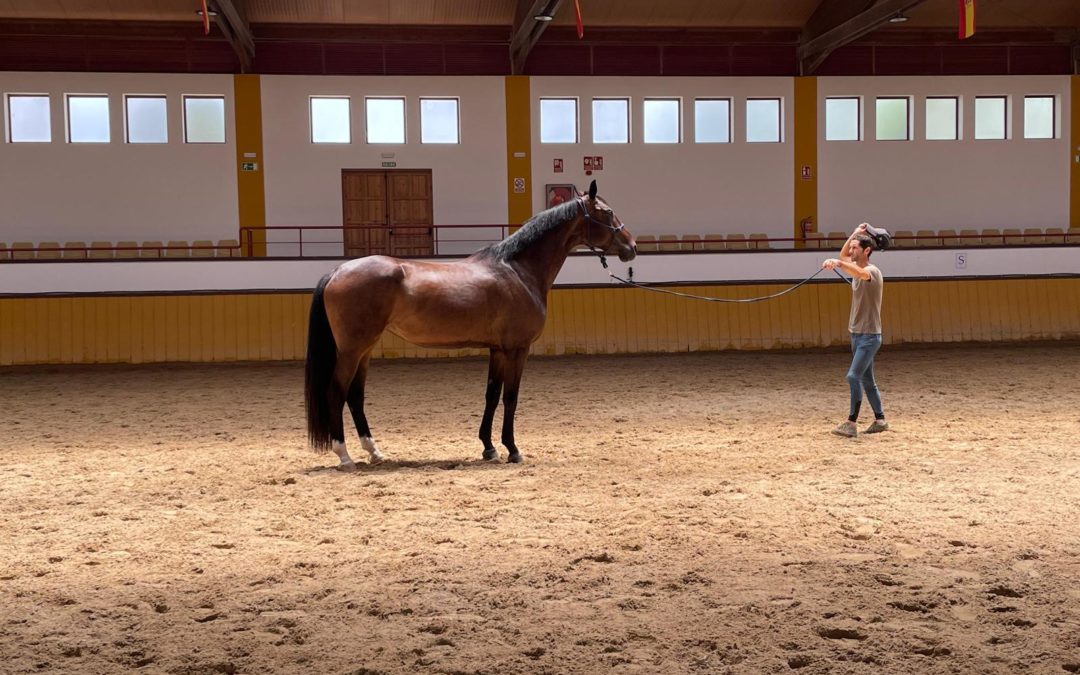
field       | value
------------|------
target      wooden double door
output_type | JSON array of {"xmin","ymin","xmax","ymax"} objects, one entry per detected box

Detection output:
[{"xmin": 342, "ymin": 169, "xmax": 434, "ymax": 258}]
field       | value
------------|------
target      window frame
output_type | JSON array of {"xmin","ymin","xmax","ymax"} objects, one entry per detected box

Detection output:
[
  {"xmin": 539, "ymin": 97, "xmax": 578, "ymax": 144},
  {"xmin": 974, "ymin": 95, "xmax": 1008, "ymax": 141},
  {"xmin": 924, "ymin": 95, "xmax": 960, "ymax": 141},
  {"xmin": 66, "ymin": 93, "xmax": 111, "ymax": 144},
  {"xmin": 5, "ymin": 93, "xmax": 52, "ymax": 143},
  {"xmin": 693, "ymin": 97, "xmax": 732, "ymax": 144},
  {"xmin": 642, "ymin": 97, "xmax": 681, "ymax": 144},
  {"xmin": 1022, "ymin": 95, "xmax": 1055, "ymax": 140},
  {"xmin": 418, "ymin": 96, "xmax": 461, "ymax": 145},
  {"xmin": 824, "ymin": 96, "xmax": 862, "ymax": 142},
  {"xmin": 364, "ymin": 96, "xmax": 407, "ymax": 145},
  {"xmin": 124, "ymin": 94, "xmax": 168, "ymax": 144},
  {"xmin": 182, "ymin": 94, "xmax": 227, "ymax": 144},
  {"xmin": 309, "ymin": 95, "xmax": 352, "ymax": 144},
  {"xmin": 591, "ymin": 97, "xmax": 631, "ymax": 144},
  {"xmin": 745, "ymin": 97, "xmax": 782, "ymax": 144},
  {"xmin": 874, "ymin": 96, "xmax": 911, "ymax": 142}
]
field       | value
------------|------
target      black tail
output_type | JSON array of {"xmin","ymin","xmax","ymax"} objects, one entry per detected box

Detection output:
[{"xmin": 305, "ymin": 273, "xmax": 337, "ymax": 449}]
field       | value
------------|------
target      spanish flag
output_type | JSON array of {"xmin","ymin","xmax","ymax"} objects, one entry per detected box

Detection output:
[
  {"xmin": 958, "ymin": 0, "xmax": 975, "ymax": 39},
  {"xmin": 574, "ymin": 0, "xmax": 584, "ymax": 39},
  {"xmin": 200, "ymin": 0, "xmax": 211, "ymax": 35}
]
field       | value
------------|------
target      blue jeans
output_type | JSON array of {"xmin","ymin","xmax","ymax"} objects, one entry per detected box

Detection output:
[{"xmin": 847, "ymin": 333, "xmax": 884, "ymax": 421}]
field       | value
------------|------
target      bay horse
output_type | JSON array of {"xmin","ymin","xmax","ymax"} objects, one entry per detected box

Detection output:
[{"xmin": 305, "ymin": 180, "xmax": 636, "ymax": 470}]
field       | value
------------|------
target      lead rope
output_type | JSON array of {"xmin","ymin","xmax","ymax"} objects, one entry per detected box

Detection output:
[{"xmin": 605, "ymin": 267, "xmax": 849, "ymax": 303}]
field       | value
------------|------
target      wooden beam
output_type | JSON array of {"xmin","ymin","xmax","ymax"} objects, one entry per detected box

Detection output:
[
  {"xmin": 510, "ymin": 0, "xmax": 564, "ymax": 75},
  {"xmin": 799, "ymin": 0, "xmax": 928, "ymax": 74},
  {"xmin": 213, "ymin": 0, "xmax": 254, "ymax": 73}
]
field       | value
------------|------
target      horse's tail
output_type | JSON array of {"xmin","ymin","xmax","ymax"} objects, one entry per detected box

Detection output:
[{"xmin": 305, "ymin": 273, "xmax": 337, "ymax": 450}]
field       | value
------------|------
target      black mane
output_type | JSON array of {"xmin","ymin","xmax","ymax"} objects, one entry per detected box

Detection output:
[{"xmin": 484, "ymin": 200, "xmax": 580, "ymax": 261}]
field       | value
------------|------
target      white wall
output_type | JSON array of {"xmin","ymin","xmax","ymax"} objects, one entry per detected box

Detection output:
[
  {"xmin": 0, "ymin": 72, "xmax": 238, "ymax": 244},
  {"xmin": 818, "ymin": 75, "xmax": 1070, "ymax": 232},
  {"xmin": 260, "ymin": 76, "xmax": 508, "ymax": 256},
  {"xmin": 529, "ymin": 77, "xmax": 795, "ymax": 241}
]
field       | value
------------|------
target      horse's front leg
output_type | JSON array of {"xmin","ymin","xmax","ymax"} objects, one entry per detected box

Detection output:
[
  {"xmin": 479, "ymin": 349, "xmax": 504, "ymax": 461},
  {"xmin": 500, "ymin": 349, "xmax": 528, "ymax": 464}
]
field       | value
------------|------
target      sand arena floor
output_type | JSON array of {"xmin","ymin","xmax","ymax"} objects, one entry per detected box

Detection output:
[{"xmin": 1, "ymin": 344, "xmax": 1079, "ymax": 675}]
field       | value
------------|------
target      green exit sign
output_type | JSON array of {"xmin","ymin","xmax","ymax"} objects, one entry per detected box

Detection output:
[
  {"xmin": 381, "ymin": 161, "xmax": 397, "ymax": 168},
  {"xmin": 240, "ymin": 162, "xmax": 258, "ymax": 171}
]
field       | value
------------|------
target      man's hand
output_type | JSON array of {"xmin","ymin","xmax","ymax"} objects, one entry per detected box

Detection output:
[
  {"xmin": 822, "ymin": 258, "xmax": 841, "ymax": 270},
  {"xmin": 854, "ymin": 223, "xmax": 869, "ymax": 235}
]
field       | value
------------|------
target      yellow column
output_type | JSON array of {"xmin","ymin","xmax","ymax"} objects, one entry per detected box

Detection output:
[
  {"xmin": 234, "ymin": 74, "xmax": 267, "ymax": 256},
  {"xmin": 505, "ymin": 76, "xmax": 533, "ymax": 229},
  {"xmin": 793, "ymin": 76, "xmax": 818, "ymax": 247},
  {"xmin": 1071, "ymin": 75, "xmax": 1080, "ymax": 230}
]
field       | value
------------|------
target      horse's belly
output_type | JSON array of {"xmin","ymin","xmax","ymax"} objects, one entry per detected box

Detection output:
[{"xmin": 387, "ymin": 318, "xmax": 495, "ymax": 349}]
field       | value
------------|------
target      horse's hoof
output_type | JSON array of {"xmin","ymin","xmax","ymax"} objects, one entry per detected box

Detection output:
[
  {"xmin": 337, "ymin": 461, "xmax": 357, "ymax": 472},
  {"xmin": 369, "ymin": 453, "xmax": 386, "ymax": 465},
  {"xmin": 507, "ymin": 453, "xmax": 523, "ymax": 464},
  {"xmin": 482, "ymin": 448, "xmax": 499, "ymax": 461}
]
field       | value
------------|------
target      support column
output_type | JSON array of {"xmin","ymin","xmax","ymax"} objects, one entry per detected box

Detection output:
[
  {"xmin": 234, "ymin": 74, "xmax": 266, "ymax": 256},
  {"xmin": 1071, "ymin": 75, "xmax": 1079, "ymax": 230},
  {"xmin": 794, "ymin": 76, "xmax": 818, "ymax": 247},
  {"xmin": 505, "ymin": 76, "xmax": 533, "ymax": 232}
]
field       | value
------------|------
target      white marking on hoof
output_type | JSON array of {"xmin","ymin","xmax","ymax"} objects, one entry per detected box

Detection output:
[
  {"xmin": 361, "ymin": 436, "xmax": 385, "ymax": 464},
  {"xmin": 332, "ymin": 440, "xmax": 355, "ymax": 469}
]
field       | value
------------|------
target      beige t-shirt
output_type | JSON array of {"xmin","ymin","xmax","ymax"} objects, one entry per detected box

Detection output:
[{"xmin": 849, "ymin": 264, "xmax": 883, "ymax": 334}]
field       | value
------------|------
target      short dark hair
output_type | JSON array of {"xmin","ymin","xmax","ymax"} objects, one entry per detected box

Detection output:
[{"xmin": 854, "ymin": 234, "xmax": 874, "ymax": 256}]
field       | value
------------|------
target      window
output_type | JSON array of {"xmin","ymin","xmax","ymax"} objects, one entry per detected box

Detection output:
[
  {"xmin": 593, "ymin": 98, "xmax": 629, "ymax": 144},
  {"xmin": 6, "ymin": 94, "xmax": 51, "ymax": 143},
  {"xmin": 125, "ymin": 96, "xmax": 167, "ymax": 144},
  {"xmin": 1023, "ymin": 96, "xmax": 1054, "ymax": 139},
  {"xmin": 694, "ymin": 98, "xmax": 730, "ymax": 143},
  {"xmin": 67, "ymin": 95, "xmax": 110, "ymax": 143},
  {"xmin": 420, "ymin": 98, "xmax": 459, "ymax": 144},
  {"xmin": 310, "ymin": 97, "xmax": 350, "ymax": 143},
  {"xmin": 540, "ymin": 98, "xmax": 577, "ymax": 143},
  {"xmin": 184, "ymin": 96, "xmax": 225, "ymax": 143},
  {"xmin": 825, "ymin": 97, "xmax": 860, "ymax": 141},
  {"xmin": 875, "ymin": 97, "xmax": 909, "ymax": 141},
  {"xmin": 366, "ymin": 97, "xmax": 405, "ymax": 144},
  {"xmin": 925, "ymin": 97, "xmax": 958, "ymax": 140},
  {"xmin": 974, "ymin": 96, "xmax": 1006, "ymax": 140},
  {"xmin": 746, "ymin": 98, "xmax": 781, "ymax": 143},
  {"xmin": 643, "ymin": 98, "xmax": 680, "ymax": 143}
]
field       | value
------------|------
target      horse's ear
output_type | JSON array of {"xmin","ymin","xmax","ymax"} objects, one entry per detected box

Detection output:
[{"xmin": 588, "ymin": 180, "xmax": 597, "ymax": 201}]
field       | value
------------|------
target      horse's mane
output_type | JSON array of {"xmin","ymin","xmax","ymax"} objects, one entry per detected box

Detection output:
[{"xmin": 483, "ymin": 200, "xmax": 580, "ymax": 261}]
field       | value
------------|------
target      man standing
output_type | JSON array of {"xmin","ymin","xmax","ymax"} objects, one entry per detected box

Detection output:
[{"xmin": 822, "ymin": 223, "xmax": 888, "ymax": 437}]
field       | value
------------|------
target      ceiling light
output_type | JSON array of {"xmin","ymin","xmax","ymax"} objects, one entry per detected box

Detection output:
[
  {"xmin": 196, "ymin": 8, "xmax": 218, "ymax": 17},
  {"xmin": 534, "ymin": 14, "xmax": 553, "ymax": 22},
  {"xmin": 888, "ymin": 12, "xmax": 908, "ymax": 23}
]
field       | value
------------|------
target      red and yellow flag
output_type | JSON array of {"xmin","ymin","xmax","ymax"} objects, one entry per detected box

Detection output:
[
  {"xmin": 958, "ymin": 0, "xmax": 975, "ymax": 39},
  {"xmin": 200, "ymin": 0, "xmax": 211, "ymax": 35},
  {"xmin": 574, "ymin": 0, "xmax": 584, "ymax": 39}
]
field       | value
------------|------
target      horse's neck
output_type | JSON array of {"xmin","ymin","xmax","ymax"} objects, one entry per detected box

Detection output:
[{"xmin": 512, "ymin": 216, "xmax": 583, "ymax": 293}]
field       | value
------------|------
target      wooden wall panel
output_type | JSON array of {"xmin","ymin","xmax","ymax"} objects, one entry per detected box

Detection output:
[{"xmin": 1, "ymin": 279, "xmax": 1079, "ymax": 366}]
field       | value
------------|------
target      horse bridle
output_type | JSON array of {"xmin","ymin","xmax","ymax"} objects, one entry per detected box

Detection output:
[{"xmin": 577, "ymin": 196, "xmax": 625, "ymax": 269}]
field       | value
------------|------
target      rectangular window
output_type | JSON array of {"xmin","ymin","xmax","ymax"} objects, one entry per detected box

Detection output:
[
  {"xmin": 539, "ymin": 98, "xmax": 577, "ymax": 143},
  {"xmin": 420, "ymin": 98, "xmax": 459, "ymax": 144},
  {"xmin": 593, "ymin": 98, "xmax": 629, "ymax": 144},
  {"xmin": 974, "ymin": 96, "xmax": 1006, "ymax": 140},
  {"xmin": 694, "ymin": 98, "xmax": 730, "ymax": 143},
  {"xmin": 125, "ymin": 95, "xmax": 167, "ymax": 144},
  {"xmin": 310, "ymin": 97, "xmax": 350, "ymax": 143},
  {"xmin": 746, "ymin": 98, "xmax": 781, "ymax": 143},
  {"xmin": 825, "ymin": 97, "xmax": 860, "ymax": 141},
  {"xmin": 67, "ymin": 95, "xmax": 110, "ymax": 143},
  {"xmin": 1023, "ymin": 96, "xmax": 1054, "ymax": 139},
  {"xmin": 366, "ymin": 97, "xmax": 405, "ymax": 144},
  {"xmin": 643, "ymin": 98, "xmax": 680, "ymax": 143},
  {"xmin": 184, "ymin": 95, "xmax": 226, "ymax": 143},
  {"xmin": 925, "ymin": 96, "xmax": 959, "ymax": 140},
  {"xmin": 875, "ymin": 97, "xmax": 909, "ymax": 141},
  {"xmin": 6, "ymin": 94, "xmax": 51, "ymax": 143}
]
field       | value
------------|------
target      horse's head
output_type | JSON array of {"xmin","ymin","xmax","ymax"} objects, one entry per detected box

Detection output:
[{"xmin": 579, "ymin": 180, "xmax": 636, "ymax": 263}]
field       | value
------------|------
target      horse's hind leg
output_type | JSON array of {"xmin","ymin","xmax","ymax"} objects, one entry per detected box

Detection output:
[
  {"xmin": 347, "ymin": 352, "xmax": 385, "ymax": 465},
  {"xmin": 479, "ymin": 349, "xmax": 504, "ymax": 461}
]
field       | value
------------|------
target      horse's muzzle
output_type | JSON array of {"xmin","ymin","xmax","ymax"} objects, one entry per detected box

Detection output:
[{"xmin": 618, "ymin": 247, "xmax": 637, "ymax": 263}]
